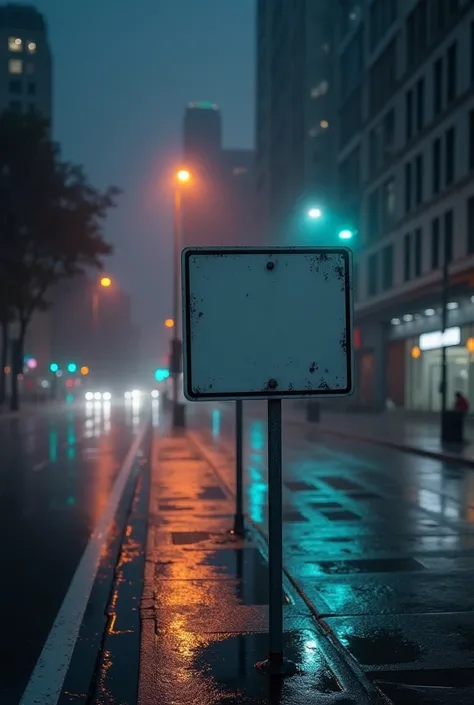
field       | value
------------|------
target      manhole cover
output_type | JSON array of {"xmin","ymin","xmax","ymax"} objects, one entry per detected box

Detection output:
[{"xmin": 172, "ymin": 532, "xmax": 211, "ymax": 545}]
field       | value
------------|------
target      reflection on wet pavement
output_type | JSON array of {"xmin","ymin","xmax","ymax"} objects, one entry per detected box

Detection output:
[
  {"xmin": 184, "ymin": 401, "xmax": 474, "ymax": 704},
  {"xmin": 139, "ymin": 435, "xmax": 355, "ymax": 705}
]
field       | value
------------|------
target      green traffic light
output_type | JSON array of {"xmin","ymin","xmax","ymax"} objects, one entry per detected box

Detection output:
[
  {"xmin": 338, "ymin": 229, "xmax": 354, "ymax": 240},
  {"xmin": 49, "ymin": 362, "xmax": 59, "ymax": 373},
  {"xmin": 67, "ymin": 363, "xmax": 77, "ymax": 373},
  {"xmin": 155, "ymin": 368, "xmax": 170, "ymax": 382}
]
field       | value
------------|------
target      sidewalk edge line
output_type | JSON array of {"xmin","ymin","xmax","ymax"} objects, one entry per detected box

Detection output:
[
  {"xmin": 20, "ymin": 420, "xmax": 149, "ymax": 705},
  {"xmin": 186, "ymin": 430, "xmax": 386, "ymax": 705},
  {"xmin": 295, "ymin": 421, "xmax": 474, "ymax": 469}
]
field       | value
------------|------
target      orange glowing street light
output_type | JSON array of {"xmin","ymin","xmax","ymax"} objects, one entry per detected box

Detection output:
[
  {"xmin": 164, "ymin": 318, "xmax": 175, "ymax": 328},
  {"xmin": 176, "ymin": 169, "xmax": 191, "ymax": 183}
]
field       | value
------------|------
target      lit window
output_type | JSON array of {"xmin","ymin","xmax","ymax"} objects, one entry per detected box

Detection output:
[
  {"xmin": 25, "ymin": 62, "xmax": 35, "ymax": 74},
  {"xmin": 320, "ymin": 120, "xmax": 329, "ymax": 129},
  {"xmin": 311, "ymin": 80, "xmax": 329, "ymax": 98},
  {"xmin": 9, "ymin": 59, "xmax": 23, "ymax": 74},
  {"xmin": 8, "ymin": 37, "xmax": 22, "ymax": 52},
  {"xmin": 27, "ymin": 41, "xmax": 37, "ymax": 54}
]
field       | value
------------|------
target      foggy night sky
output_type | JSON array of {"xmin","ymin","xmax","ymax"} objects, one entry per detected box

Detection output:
[{"xmin": 19, "ymin": 0, "xmax": 255, "ymax": 360}]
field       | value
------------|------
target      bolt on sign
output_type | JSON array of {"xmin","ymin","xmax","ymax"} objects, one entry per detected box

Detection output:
[{"xmin": 181, "ymin": 247, "xmax": 354, "ymax": 401}]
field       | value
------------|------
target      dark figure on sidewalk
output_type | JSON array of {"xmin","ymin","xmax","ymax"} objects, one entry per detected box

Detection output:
[{"xmin": 454, "ymin": 391, "xmax": 469, "ymax": 415}]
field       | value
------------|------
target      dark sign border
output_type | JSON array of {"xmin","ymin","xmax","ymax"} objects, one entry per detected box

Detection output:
[{"xmin": 183, "ymin": 247, "xmax": 353, "ymax": 400}]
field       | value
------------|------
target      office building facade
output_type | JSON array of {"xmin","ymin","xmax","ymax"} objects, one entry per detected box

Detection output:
[{"xmin": 336, "ymin": 0, "xmax": 474, "ymax": 410}]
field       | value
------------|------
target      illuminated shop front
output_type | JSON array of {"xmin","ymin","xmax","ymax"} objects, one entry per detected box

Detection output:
[{"xmin": 405, "ymin": 325, "xmax": 474, "ymax": 411}]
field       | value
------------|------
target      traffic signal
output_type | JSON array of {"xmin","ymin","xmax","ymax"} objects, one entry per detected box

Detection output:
[
  {"xmin": 80, "ymin": 366, "xmax": 89, "ymax": 375},
  {"xmin": 49, "ymin": 362, "xmax": 59, "ymax": 373},
  {"xmin": 154, "ymin": 368, "xmax": 170, "ymax": 382},
  {"xmin": 67, "ymin": 363, "xmax": 77, "ymax": 373}
]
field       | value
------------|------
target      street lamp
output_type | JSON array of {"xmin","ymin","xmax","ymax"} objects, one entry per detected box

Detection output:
[
  {"xmin": 93, "ymin": 275, "xmax": 113, "ymax": 327},
  {"xmin": 171, "ymin": 168, "xmax": 192, "ymax": 429},
  {"xmin": 308, "ymin": 208, "xmax": 322, "ymax": 219},
  {"xmin": 164, "ymin": 318, "xmax": 175, "ymax": 328},
  {"xmin": 338, "ymin": 229, "xmax": 354, "ymax": 241}
]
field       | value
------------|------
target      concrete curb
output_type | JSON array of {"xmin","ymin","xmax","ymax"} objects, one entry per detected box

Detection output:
[{"xmin": 290, "ymin": 420, "xmax": 474, "ymax": 469}]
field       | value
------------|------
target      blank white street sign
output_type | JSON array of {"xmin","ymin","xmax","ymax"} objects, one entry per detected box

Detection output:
[{"xmin": 181, "ymin": 247, "xmax": 354, "ymax": 401}]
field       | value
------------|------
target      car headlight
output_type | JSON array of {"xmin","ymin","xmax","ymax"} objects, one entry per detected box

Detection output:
[
  {"xmin": 85, "ymin": 392, "xmax": 94, "ymax": 401},
  {"xmin": 94, "ymin": 392, "xmax": 102, "ymax": 400},
  {"xmin": 103, "ymin": 392, "xmax": 111, "ymax": 401},
  {"xmin": 124, "ymin": 391, "xmax": 132, "ymax": 400},
  {"xmin": 151, "ymin": 390, "xmax": 159, "ymax": 398},
  {"xmin": 131, "ymin": 389, "xmax": 141, "ymax": 399}
]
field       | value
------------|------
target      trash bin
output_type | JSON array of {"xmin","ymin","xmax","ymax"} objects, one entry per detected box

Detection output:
[
  {"xmin": 306, "ymin": 401, "xmax": 320, "ymax": 422},
  {"xmin": 441, "ymin": 410, "xmax": 464, "ymax": 444}
]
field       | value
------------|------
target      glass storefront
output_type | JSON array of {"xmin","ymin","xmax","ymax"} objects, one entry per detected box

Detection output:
[{"xmin": 405, "ymin": 324, "xmax": 474, "ymax": 411}]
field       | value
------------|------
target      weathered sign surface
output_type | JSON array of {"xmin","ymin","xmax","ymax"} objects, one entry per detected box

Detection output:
[{"xmin": 182, "ymin": 247, "xmax": 354, "ymax": 401}]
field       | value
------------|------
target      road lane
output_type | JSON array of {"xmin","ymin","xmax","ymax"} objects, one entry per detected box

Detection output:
[{"xmin": 0, "ymin": 399, "xmax": 149, "ymax": 705}]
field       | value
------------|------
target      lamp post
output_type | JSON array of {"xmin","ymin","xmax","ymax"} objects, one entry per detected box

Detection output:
[
  {"xmin": 171, "ymin": 169, "xmax": 191, "ymax": 429},
  {"xmin": 440, "ymin": 231, "xmax": 449, "ymax": 439}
]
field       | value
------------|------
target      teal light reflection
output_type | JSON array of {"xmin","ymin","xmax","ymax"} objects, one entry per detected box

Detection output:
[
  {"xmin": 49, "ymin": 429, "xmax": 58, "ymax": 463},
  {"xmin": 211, "ymin": 408, "xmax": 221, "ymax": 439},
  {"xmin": 247, "ymin": 420, "xmax": 267, "ymax": 525}
]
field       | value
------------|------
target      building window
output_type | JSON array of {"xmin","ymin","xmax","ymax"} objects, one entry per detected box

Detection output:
[
  {"xmin": 382, "ymin": 244, "xmax": 394, "ymax": 290},
  {"xmin": 405, "ymin": 89, "xmax": 413, "ymax": 141},
  {"xmin": 8, "ymin": 37, "xmax": 22, "ymax": 52},
  {"xmin": 9, "ymin": 100, "xmax": 21, "ymax": 112},
  {"xmin": 25, "ymin": 62, "xmax": 35, "ymax": 74},
  {"xmin": 404, "ymin": 233, "xmax": 411, "ymax": 281},
  {"xmin": 311, "ymin": 80, "xmax": 329, "ymax": 98},
  {"xmin": 27, "ymin": 41, "xmax": 37, "ymax": 54},
  {"xmin": 416, "ymin": 78, "xmax": 424, "ymax": 132},
  {"xmin": 28, "ymin": 102, "xmax": 36, "ymax": 113},
  {"xmin": 415, "ymin": 154, "xmax": 423, "ymax": 205},
  {"xmin": 27, "ymin": 82, "xmax": 35, "ymax": 96},
  {"xmin": 414, "ymin": 228, "xmax": 422, "ymax": 276},
  {"xmin": 431, "ymin": 217, "xmax": 440, "ymax": 268},
  {"xmin": 370, "ymin": 0, "xmax": 397, "ymax": 50},
  {"xmin": 406, "ymin": 0, "xmax": 428, "ymax": 70},
  {"xmin": 369, "ymin": 108, "xmax": 395, "ymax": 176},
  {"xmin": 367, "ymin": 188, "xmax": 380, "ymax": 243},
  {"xmin": 444, "ymin": 210, "xmax": 453, "ymax": 263},
  {"xmin": 405, "ymin": 162, "xmax": 412, "ymax": 213},
  {"xmin": 9, "ymin": 79, "xmax": 21, "ymax": 95},
  {"xmin": 339, "ymin": 86, "xmax": 362, "ymax": 148},
  {"xmin": 433, "ymin": 58, "xmax": 443, "ymax": 115},
  {"xmin": 445, "ymin": 126, "xmax": 455, "ymax": 186},
  {"xmin": 369, "ymin": 39, "xmax": 396, "ymax": 116},
  {"xmin": 467, "ymin": 196, "xmax": 474, "ymax": 254},
  {"xmin": 471, "ymin": 21, "xmax": 474, "ymax": 84},
  {"xmin": 368, "ymin": 253, "xmax": 378, "ymax": 296},
  {"xmin": 447, "ymin": 42, "xmax": 457, "ymax": 104},
  {"xmin": 470, "ymin": 110, "xmax": 474, "ymax": 172},
  {"xmin": 340, "ymin": 29, "xmax": 363, "ymax": 100},
  {"xmin": 9, "ymin": 59, "xmax": 23, "ymax": 75},
  {"xmin": 382, "ymin": 176, "xmax": 396, "ymax": 229},
  {"xmin": 432, "ymin": 138, "xmax": 442, "ymax": 194}
]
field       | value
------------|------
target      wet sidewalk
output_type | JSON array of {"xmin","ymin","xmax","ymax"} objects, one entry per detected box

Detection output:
[
  {"xmin": 290, "ymin": 406, "xmax": 474, "ymax": 467},
  {"xmin": 138, "ymin": 431, "xmax": 381, "ymax": 705}
]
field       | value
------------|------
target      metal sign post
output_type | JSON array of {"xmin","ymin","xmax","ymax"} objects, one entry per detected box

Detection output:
[
  {"xmin": 181, "ymin": 246, "xmax": 354, "ymax": 677},
  {"xmin": 233, "ymin": 400, "xmax": 245, "ymax": 535}
]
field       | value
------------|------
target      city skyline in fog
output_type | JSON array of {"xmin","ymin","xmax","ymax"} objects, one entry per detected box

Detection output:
[{"xmin": 16, "ymin": 0, "xmax": 255, "ymax": 357}]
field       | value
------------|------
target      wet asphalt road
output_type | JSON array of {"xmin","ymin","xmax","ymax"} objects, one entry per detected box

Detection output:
[
  {"xmin": 0, "ymin": 398, "xmax": 152, "ymax": 705},
  {"xmin": 188, "ymin": 401, "xmax": 474, "ymax": 702}
]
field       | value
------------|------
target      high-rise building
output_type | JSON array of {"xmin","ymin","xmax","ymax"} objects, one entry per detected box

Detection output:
[
  {"xmin": 182, "ymin": 102, "xmax": 256, "ymax": 247},
  {"xmin": 255, "ymin": 0, "xmax": 338, "ymax": 244},
  {"xmin": 335, "ymin": 0, "xmax": 474, "ymax": 411},
  {"xmin": 0, "ymin": 3, "xmax": 52, "ymax": 120}
]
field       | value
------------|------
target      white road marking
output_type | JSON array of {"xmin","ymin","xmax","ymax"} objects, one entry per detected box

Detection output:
[{"xmin": 20, "ymin": 420, "xmax": 149, "ymax": 705}]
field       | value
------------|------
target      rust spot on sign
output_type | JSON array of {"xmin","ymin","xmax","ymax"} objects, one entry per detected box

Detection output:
[{"xmin": 309, "ymin": 361, "xmax": 318, "ymax": 374}]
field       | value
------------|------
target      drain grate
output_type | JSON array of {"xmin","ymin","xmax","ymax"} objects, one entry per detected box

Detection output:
[
  {"xmin": 320, "ymin": 477, "xmax": 363, "ymax": 491},
  {"xmin": 309, "ymin": 501, "xmax": 343, "ymax": 510},
  {"xmin": 197, "ymin": 486, "xmax": 227, "ymax": 500},
  {"xmin": 283, "ymin": 511, "xmax": 308, "ymax": 522},
  {"xmin": 159, "ymin": 504, "xmax": 194, "ymax": 512},
  {"xmin": 321, "ymin": 510, "xmax": 361, "ymax": 522},
  {"xmin": 284, "ymin": 481, "xmax": 317, "ymax": 491},
  {"xmin": 350, "ymin": 492, "xmax": 382, "ymax": 500},
  {"xmin": 172, "ymin": 531, "xmax": 210, "ymax": 545}
]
